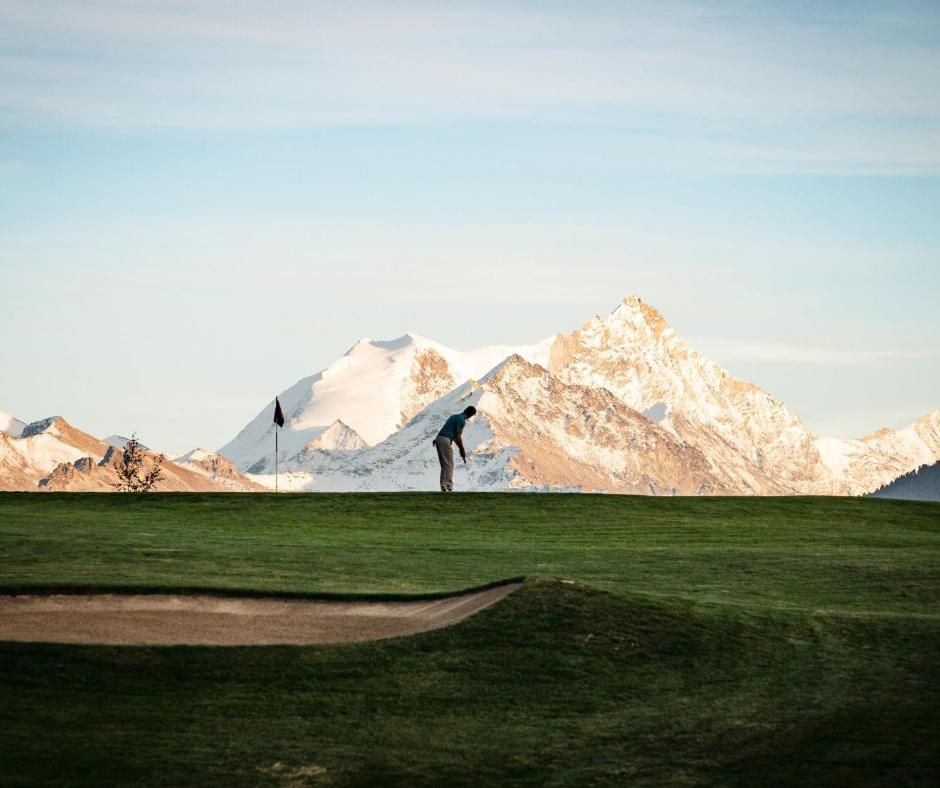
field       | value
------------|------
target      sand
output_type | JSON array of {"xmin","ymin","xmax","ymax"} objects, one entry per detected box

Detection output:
[{"xmin": 0, "ymin": 581, "xmax": 522, "ymax": 646}]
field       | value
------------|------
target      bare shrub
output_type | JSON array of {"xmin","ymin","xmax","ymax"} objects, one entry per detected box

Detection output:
[{"xmin": 114, "ymin": 434, "xmax": 163, "ymax": 492}]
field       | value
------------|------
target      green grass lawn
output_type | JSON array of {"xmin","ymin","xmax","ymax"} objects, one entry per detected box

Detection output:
[{"xmin": 1, "ymin": 492, "xmax": 938, "ymax": 786}]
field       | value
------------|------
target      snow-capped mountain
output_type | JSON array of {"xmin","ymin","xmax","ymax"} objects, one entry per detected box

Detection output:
[
  {"xmin": 0, "ymin": 414, "xmax": 255, "ymax": 492},
  {"xmin": 5, "ymin": 296, "xmax": 935, "ymax": 496},
  {"xmin": 811, "ymin": 413, "xmax": 940, "ymax": 496},
  {"xmin": 220, "ymin": 296, "xmax": 940, "ymax": 495},
  {"xmin": 0, "ymin": 416, "xmax": 111, "ymax": 490},
  {"xmin": 302, "ymin": 420, "xmax": 368, "ymax": 453},
  {"xmin": 38, "ymin": 443, "xmax": 243, "ymax": 493},
  {"xmin": 538, "ymin": 296, "xmax": 940, "ymax": 494},
  {"xmin": 267, "ymin": 355, "xmax": 736, "ymax": 494},
  {"xmin": 219, "ymin": 332, "xmax": 551, "ymax": 473},
  {"xmin": 543, "ymin": 297, "xmax": 825, "ymax": 491}
]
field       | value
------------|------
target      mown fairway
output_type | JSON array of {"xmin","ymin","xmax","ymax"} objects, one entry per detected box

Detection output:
[{"xmin": 1, "ymin": 493, "xmax": 938, "ymax": 786}]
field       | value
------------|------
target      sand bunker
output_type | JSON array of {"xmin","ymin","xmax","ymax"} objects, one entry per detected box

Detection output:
[{"xmin": 0, "ymin": 580, "xmax": 522, "ymax": 646}]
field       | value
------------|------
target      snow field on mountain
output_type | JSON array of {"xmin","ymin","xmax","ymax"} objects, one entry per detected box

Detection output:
[
  {"xmin": 1, "ymin": 429, "xmax": 97, "ymax": 476},
  {"xmin": 219, "ymin": 332, "xmax": 552, "ymax": 473},
  {"xmin": 0, "ymin": 412, "xmax": 26, "ymax": 438}
]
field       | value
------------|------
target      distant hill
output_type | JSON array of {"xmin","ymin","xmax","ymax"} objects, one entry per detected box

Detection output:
[
  {"xmin": 0, "ymin": 415, "xmax": 258, "ymax": 493},
  {"xmin": 869, "ymin": 462, "xmax": 940, "ymax": 502}
]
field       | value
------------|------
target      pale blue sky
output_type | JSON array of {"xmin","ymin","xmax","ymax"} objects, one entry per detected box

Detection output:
[{"xmin": 1, "ymin": 1, "xmax": 938, "ymax": 452}]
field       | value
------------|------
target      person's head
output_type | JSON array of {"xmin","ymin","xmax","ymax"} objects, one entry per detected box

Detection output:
[{"xmin": 463, "ymin": 406, "xmax": 477, "ymax": 419}]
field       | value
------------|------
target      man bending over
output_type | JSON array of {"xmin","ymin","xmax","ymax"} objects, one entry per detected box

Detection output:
[{"xmin": 433, "ymin": 406, "xmax": 477, "ymax": 492}]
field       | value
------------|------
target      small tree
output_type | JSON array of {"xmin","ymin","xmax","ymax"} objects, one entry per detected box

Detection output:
[{"xmin": 115, "ymin": 434, "xmax": 164, "ymax": 492}]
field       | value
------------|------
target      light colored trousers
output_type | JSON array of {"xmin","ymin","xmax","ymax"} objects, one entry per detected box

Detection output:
[{"xmin": 433, "ymin": 435, "xmax": 455, "ymax": 491}]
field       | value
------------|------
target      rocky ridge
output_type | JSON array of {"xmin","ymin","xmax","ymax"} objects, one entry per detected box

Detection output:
[{"xmin": 0, "ymin": 415, "xmax": 256, "ymax": 492}]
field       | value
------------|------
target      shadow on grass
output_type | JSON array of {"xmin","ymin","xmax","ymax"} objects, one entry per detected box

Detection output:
[{"xmin": 2, "ymin": 579, "xmax": 938, "ymax": 786}]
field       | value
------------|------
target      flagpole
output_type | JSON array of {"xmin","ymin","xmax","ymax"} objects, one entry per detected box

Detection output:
[{"xmin": 273, "ymin": 395, "xmax": 285, "ymax": 495}]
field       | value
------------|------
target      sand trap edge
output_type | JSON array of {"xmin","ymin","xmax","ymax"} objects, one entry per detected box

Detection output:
[
  {"xmin": 0, "ymin": 578, "xmax": 525, "ymax": 646},
  {"xmin": 0, "ymin": 576, "xmax": 527, "ymax": 603}
]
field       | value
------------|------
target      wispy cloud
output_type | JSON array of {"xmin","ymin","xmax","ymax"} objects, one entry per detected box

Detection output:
[
  {"xmin": 2, "ymin": 1, "xmax": 939, "ymax": 172},
  {"xmin": 688, "ymin": 338, "xmax": 940, "ymax": 366}
]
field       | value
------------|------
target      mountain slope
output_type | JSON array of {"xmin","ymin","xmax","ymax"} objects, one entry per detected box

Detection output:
[
  {"xmin": 0, "ymin": 417, "xmax": 110, "ymax": 491},
  {"xmin": 39, "ymin": 445, "xmax": 236, "ymax": 493},
  {"xmin": 171, "ymin": 449, "xmax": 264, "ymax": 492},
  {"xmin": 540, "ymin": 297, "xmax": 938, "ymax": 495},
  {"xmin": 812, "ymin": 410, "xmax": 940, "ymax": 495},
  {"xmin": 543, "ymin": 297, "xmax": 832, "ymax": 492},
  {"xmin": 284, "ymin": 355, "xmax": 740, "ymax": 494},
  {"xmin": 0, "ymin": 415, "xmax": 240, "ymax": 492},
  {"xmin": 869, "ymin": 460, "xmax": 940, "ymax": 502},
  {"xmin": 303, "ymin": 420, "xmax": 368, "ymax": 453},
  {"xmin": 219, "ymin": 333, "xmax": 551, "ymax": 472}
]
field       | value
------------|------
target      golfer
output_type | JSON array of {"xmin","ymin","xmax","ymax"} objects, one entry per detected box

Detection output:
[{"xmin": 433, "ymin": 406, "xmax": 476, "ymax": 492}]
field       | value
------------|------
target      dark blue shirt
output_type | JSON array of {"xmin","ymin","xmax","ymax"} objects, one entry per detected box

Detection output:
[{"xmin": 438, "ymin": 413, "xmax": 466, "ymax": 440}]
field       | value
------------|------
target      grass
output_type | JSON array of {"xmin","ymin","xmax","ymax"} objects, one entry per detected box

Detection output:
[{"xmin": 1, "ymin": 492, "xmax": 938, "ymax": 786}]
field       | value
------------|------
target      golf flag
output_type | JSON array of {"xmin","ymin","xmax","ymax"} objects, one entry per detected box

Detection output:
[{"xmin": 273, "ymin": 396, "xmax": 284, "ymax": 494}]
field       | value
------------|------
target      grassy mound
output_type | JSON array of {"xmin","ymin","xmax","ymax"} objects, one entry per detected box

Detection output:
[
  {"xmin": 3, "ymin": 580, "xmax": 938, "ymax": 786},
  {"xmin": 1, "ymin": 493, "xmax": 938, "ymax": 785}
]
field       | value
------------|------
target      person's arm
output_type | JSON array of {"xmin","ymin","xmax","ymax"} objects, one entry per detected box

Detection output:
[{"xmin": 455, "ymin": 432, "xmax": 467, "ymax": 463}]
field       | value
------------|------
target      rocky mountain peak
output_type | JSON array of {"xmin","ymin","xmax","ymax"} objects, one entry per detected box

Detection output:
[
  {"xmin": 99, "ymin": 446, "xmax": 123, "ymax": 469},
  {"xmin": 171, "ymin": 448, "xmax": 264, "ymax": 491},
  {"xmin": 399, "ymin": 346, "xmax": 456, "ymax": 427},
  {"xmin": 482, "ymin": 354, "xmax": 542, "ymax": 387},
  {"xmin": 21, "ymin": 416, "xmax": 66, "ymax": 438},
  {"xmin": 563, "ymin": 298, "xmax": 679, "ymax": 364},
  {"xmin": 605, "ymin": 295, "xmax": 670, "ymax": 335},
  {"xmin": 175, "ymin": 448, "xmax": 213, "ymax": 463},
  {"xmin": 304, "ymin": 420, "xmax": 368, "ymax": 452}
]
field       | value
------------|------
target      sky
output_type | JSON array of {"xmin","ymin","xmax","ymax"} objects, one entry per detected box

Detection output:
[{"xmin": 1, "ymin": 0, "xmax": 938, "ymax": 453}]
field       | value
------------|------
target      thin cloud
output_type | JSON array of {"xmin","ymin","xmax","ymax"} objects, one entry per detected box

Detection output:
[
  {"xmin": 688, "ymin": 338, "xmax": 940, "ymax": 366},
  {"xmin": 2, "ymin": 1, "xmax": 939, "ymax": 172}
]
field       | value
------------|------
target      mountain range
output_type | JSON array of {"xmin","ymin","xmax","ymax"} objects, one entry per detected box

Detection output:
[
  {"xmin": 222, "ymin": 296, "xmax": 939, "ymax": 495},
  {"xmin": 0, "ymin": 416, "xmax": 258, "ymax": 493},
  {"xmin": 2, "ymin": 296, "xmax": 937, "ymax": 497}
]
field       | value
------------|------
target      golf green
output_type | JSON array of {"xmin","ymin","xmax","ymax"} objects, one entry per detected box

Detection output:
[{"xmin": 1, "ymin": 493, "xmax": 938, "ymax": 786}]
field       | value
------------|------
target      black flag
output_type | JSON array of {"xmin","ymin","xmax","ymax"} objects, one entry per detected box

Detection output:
[{"xmin": 273, "ymin": 397, "xmax": 285, "ymax": 428}]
